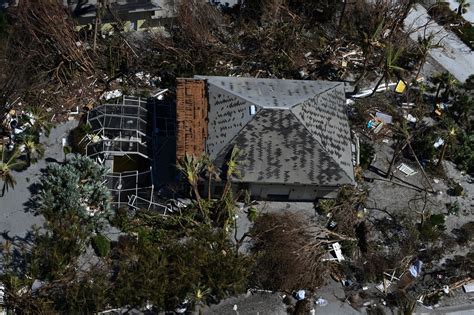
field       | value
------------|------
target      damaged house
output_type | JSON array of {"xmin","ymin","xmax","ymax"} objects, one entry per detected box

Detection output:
[
  {"xmin": 176, "ymin": 76, "xmax": 355, "ymax": 201},
  {"xmin": 63, "ymin": 0, "xmax": 177, "ymax": 31}
]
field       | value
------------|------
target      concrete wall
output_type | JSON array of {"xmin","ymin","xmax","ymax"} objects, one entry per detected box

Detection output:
[
  {"xmin": 209, "ymin": 182, "xmax": 340, "ymax": 201},
  {"xmin": 247, "ymin": 183, "xmax": 339, "ymax": 201}
]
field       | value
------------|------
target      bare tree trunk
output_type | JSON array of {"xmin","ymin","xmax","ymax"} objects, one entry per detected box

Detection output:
[
  {"xmin": 435, "ymin": 82, "xmax": 442, "ymax": 100},
  {"xmin": 386, "ymin": 140, "xmax": 408, "ymax": 178},
  {"xmin": 93, "ymin": 15, "xmax": 99, "ymax": 52},
  {"xmin": 337, "ymin": 0, "xmax": 347, "ymax": 36},
  {"xmin": 370, "ymin": 75, "xmax": 385, "ymax": 96},
  {"xmin": 406, "ymin": 140, "xmax": 435, "ymax": 193},
  {"xmin": 415, "ymin": 55, "xmax": 426, "ymax": 81},
  {"xmin": 436, "ymin": 141, "xmax": 447, "ymax": 169},
  {"xmin": 207, "ymin": 175, "xmax": 212, "ymax": 202}
]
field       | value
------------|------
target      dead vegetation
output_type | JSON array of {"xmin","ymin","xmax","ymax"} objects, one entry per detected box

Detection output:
[
  {"xmin": 1, "ymin": 0, "xmax": 99, "ymax": 120},
  {"xmin": 0, "ymin": 0, "xmax": 428, "ymax": 120},
  {"xmin": 249, "ymin": 211, "xmax": 356, "ymax": 292}
]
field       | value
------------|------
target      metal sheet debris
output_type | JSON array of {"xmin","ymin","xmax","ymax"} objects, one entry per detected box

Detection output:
[
  {"xmin": 376, "ymin": 112, "xmax": 393, "ymax": 124},
  {"xmin": 295, "ymin": 290, "xmax": 305, "ymax": 300},
  {"xmin": 404, "ymin": 113, "xmax": 417, "ymax": 123},
  {"xmin": 395, "ymin": 80, "xmax": 407, "ymax": 93},
  {"xmin": 332, "ymin": 242, "xmax": 345, "ymax": 262},
  {"xmin": 397, "ymin": 163, "xmax": 418, "ymax": 176},
  {"xmin": 408, "ymin": 260, "xmax": 423, "ymax": 278},
  {"xmin": 434, "ymin": 138, "xmax": 444, "ymax": 149},
  {"xmin": 463, "ymin": 281, "xmax": 474, "ymax": 293}
]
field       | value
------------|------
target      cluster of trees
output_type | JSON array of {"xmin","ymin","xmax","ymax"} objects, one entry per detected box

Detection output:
[
  {"xmin": 409, "ymin": 73, "xmax": 474, "ymax": 175},
  {"xmin": 0, "ymin": 106, "xmax": 53, "ymax": 195},
  {"xmin": 0, "ymin": 152, "xmax": 252, "ymax": 313}
]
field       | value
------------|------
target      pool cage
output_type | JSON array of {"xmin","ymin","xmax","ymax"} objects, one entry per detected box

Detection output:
[
  {"xmin": 85, "ymin": 96, "xmax": 170, "ymax": 213},
  {"xmin": 104, "ymin": 168, "xmax": 170, "ymax": 212},
  {"xmin": 86, "ymin": 96, "xmax": 149, "ymax": 159}
]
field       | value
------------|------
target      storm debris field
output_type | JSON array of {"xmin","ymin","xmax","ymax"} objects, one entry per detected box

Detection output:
[{"xmin": 0, "ymin": 0, "xmax": 473, "ymax": 314}]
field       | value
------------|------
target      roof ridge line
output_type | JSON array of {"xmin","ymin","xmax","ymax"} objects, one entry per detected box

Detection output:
[
  {"xmin": 204, "ymin": 78, "xmax": 274, "ymax": 109},
  {"xmin": 206, "ymin": 86, "xmax": 262, "ymax": 162},
  {"xmin": 287, "ymin": 82, "xmax": 343, "ymax": 109},
  {"xmin": 200, "ymin": 76, "xmax": 342, "ymax": 109}
]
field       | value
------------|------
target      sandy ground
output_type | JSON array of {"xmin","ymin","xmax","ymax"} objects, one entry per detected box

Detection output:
[
  {"xmin": 0, "ymin": 119, "xmax": 78, "ymax": 244},
  {"xmin": 404, "ymin": 4, "xmax": 474, "ymax": 83}
]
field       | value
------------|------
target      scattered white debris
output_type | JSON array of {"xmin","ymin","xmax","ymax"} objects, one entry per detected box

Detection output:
[
  {"xmin": 152, "ymin": 88, "xmax": 168, "ymax": 98},
  {"xmin": 376, "ymin": 112, "xmax": 393, "ymax": 124},
  {"xmin": 463, "ymin": 281, "xmax": 474, "ymax": 293},
  {"xmin": 101, "ymin": 90, "xmax": 123, "ymax": 100},
  {"xmin": 397, "ymin": 163, "xmax": 418, "ymax": 176},
  {"xmin": 408, "ymin": 260, "xmax": 423, "ymax": 278},
  {"xmin": 433, "ymin": 138, "xmax": 444, "ymax": 149},
  {"xmin": 442, "ymin": 285, "xmax": 449, "ymax": 294},
  {"xmin": 69, "ymin": 106, "xmax": 79, "ymax": 115},
  {"xmin": 376, "ymin": 279, "xmax": 392, "ymax": 293},
  {"xmin": 332, "ymin": 242, "xmax": 345, "ymax": 262},
  {"xmin": 295, "ymin": 290, "xmax": 305, "ymax": 300},
  {"xmin": 31, "ymin": 279, "xmax": 46, "ymax": 293},
  {"xmin": 314, "ymin": 297, "xmax": 328, "ymax": 306},
  {"xmin": 404, "ymin": 113, "xmax": 417, "ymax": 123}
]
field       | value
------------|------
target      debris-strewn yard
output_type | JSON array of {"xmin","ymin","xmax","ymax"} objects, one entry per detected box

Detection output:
[{"xmin": 0, "ymin": 0, "xmax": 473, "ymax": 314}]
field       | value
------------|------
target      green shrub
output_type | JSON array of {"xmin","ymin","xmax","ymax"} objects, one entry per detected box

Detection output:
[
  {"xmin": 430, "ymin": 214, "xmax": 446, "ymax": 226},
  {"xmin": 419, "ymin": 214, "xmax": 446, "ymax": 242},
  {"xmin": 453, "ymin": 133, "xmax": 474, "ymax": 174},
  {"xmin": 91, "ymin": 234, "xmax": 111, "ymax": 257},
  {"xmin": 359, "ymin": 141, "xmax": 375, "ymax": 170},
  {"xmin": 316, "ymin": 199, "xmax": 336, "ymax": 215},
  {"xmin": 455, "ymin": 222, "xmax": 474, "ymax": 245},
  {"xmin": 447, "ymin": 201, "xmax": 460, "ymax": 215},
  {"xmin": 457, "ymin": 23, "xmax": 474, "ymax": 50},
  {"xmin": 448, "ymin": 181, "xmax": 464, "ymax": 196},
  {"xmin": 246, "ymin": 206, "xmax": 259, "ymax": 222}
]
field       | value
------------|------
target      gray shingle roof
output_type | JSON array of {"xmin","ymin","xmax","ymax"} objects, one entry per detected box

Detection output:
[
  {"xmin": 195, "ymin": 76, "xmax": 339, "ymax": 109},
  {"xmin": 197, "ymin": 76, "xmax": 355, "ymax": 186}
]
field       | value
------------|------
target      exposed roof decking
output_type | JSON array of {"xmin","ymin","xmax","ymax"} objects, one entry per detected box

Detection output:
[{"xmin": 176, "ymin": 79, "xmax": 208, "ymax": 160}]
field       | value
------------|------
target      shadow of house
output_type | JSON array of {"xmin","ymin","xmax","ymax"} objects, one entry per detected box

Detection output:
[{"xmin": 176, "ymin": 76, "xmax": 355, "ymax": 201}]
